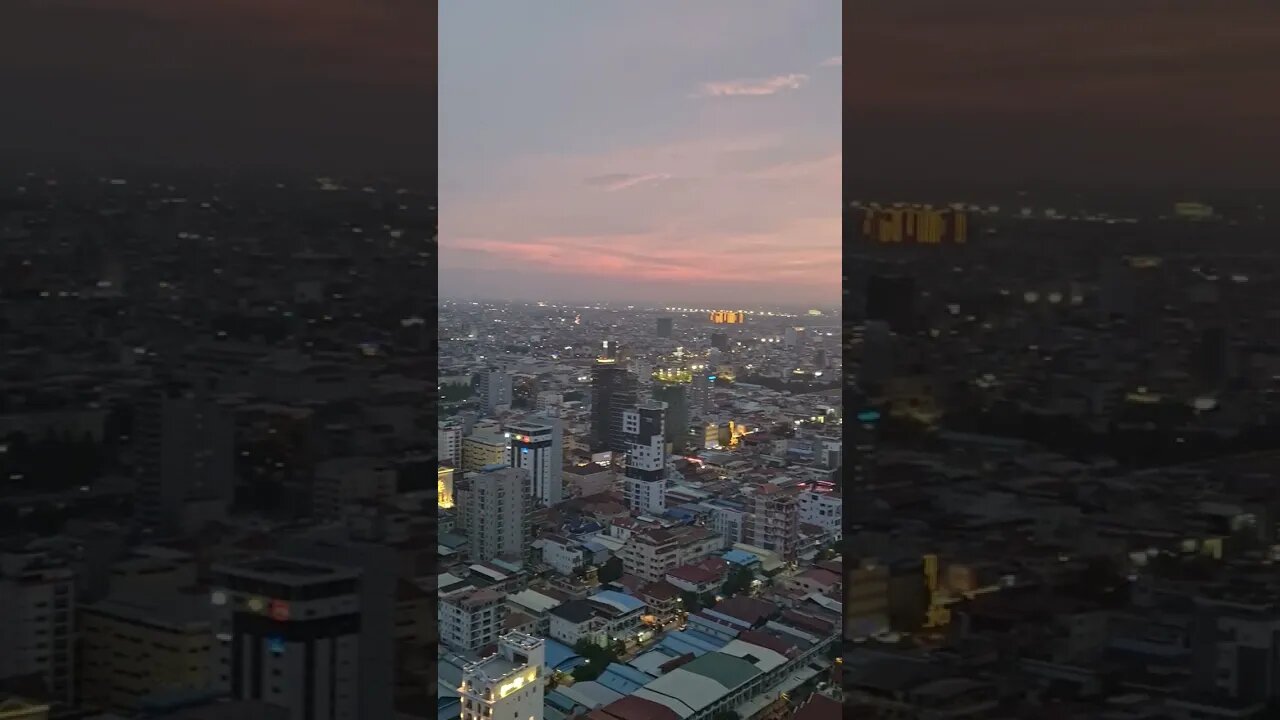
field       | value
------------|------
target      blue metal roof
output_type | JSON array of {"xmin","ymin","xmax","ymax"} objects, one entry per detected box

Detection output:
[
  {"xmin": 596, "ymin": 662, "xmax": 653, "ymax": 695},
  {"xmin": 544, "ymin": 690, "xmax": 582, "ymax": 713},
  {"xmin": 589, "ymin": 589, "xmax": 646, "ymax": 614},
  {"xmin": 658, "ymin": 628, "xmax": 730, "ymax": 657},
  {"xmin": 722, "ymin": 549, "xmax": 760, "ymax": 565},
  {"xmin": 543, "ymin": 639, "xmax": 587, "ymax": 672}
]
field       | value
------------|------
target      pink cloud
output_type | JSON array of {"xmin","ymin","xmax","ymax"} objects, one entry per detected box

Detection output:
[
  {"xmin": 584, "ymin": 173, "xmax": 673, "ymax": 192},
  {"xmin": 819, "ymin": 56, "xmax": 842, "ymax": 67},
  {"xmin": 694, "ymin": 73, "xmax": 808, "ymax": 97}
]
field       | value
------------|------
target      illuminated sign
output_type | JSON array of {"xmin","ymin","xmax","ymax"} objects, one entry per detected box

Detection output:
[
  {"xmin": 267, "ymin": 635, "xmax": 285, "ymax": 654},
  {"xmin": 269, "ymin": 600, "xmax": 290, "ymax": 621},
  {"xmin": 856, "ymin": 411, "xmax": 881, "ymax": 423}
]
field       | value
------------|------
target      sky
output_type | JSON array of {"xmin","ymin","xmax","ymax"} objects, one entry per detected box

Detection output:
[
  {"xmin": 851, "ymin": 0, "xmax": 1280, "ymax": 193},
  {"xmin": 0, "ymin": 0, "xmax": 435, "ymax": 177},
  {"xmin": 439, "ymin": 2, "xmax": 841, "ymax": 307}
]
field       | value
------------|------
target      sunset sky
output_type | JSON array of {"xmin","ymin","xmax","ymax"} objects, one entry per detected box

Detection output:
[{"xmin": 439, "ymin": 2, "xmax": 841, "ymax": 307}]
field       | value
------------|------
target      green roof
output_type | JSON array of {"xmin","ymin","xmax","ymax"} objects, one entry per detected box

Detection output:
[{"xmin": 680, "ymin": 651, "xmax": 762, "ymax": 689}]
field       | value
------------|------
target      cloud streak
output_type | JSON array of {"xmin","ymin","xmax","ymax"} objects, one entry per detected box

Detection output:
[
  {"xmin": 694, "ymin": 73, "xmax": 808, "ymax": 97},
  {"xmin": 820, "ymin": 56, "xmax": 842, "ymax": 67},
  {"xmin": 584, "ymin": 173, "xmax": 673, "ymax": 192}
]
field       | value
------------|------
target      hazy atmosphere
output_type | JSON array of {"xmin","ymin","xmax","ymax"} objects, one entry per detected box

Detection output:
[{"xmin": 439, "ymin": 1, "xmax": 841, "ymax": 306}]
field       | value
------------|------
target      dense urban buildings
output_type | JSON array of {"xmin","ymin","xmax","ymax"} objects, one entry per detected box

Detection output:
[
  {"xmin": 845, "ymin": 192, "xmax": 1280, "ymax": 718},
  {"xmin": 437, "ymin": 299, "xmax": 843, "ymax": 718}
]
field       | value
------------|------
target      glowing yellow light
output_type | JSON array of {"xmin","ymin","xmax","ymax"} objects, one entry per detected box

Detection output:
[{"xmin": 499, "ymin": 676, "xmax": 525, "ymax": 697}]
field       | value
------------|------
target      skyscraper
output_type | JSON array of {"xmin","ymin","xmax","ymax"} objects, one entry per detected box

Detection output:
[
  {"xmin": 689, "ymin": 367, "xmax": 715, "ymax": 418},
  {"xmin": 623, "ymin": 402, "xmax": 667, "ymax": 515},
  {"xmin": 651, "ymin": 380, "xmax": 689, "ymax": 450},
  {"xmin": 134, "ymin": 383, "xmax": 235, "ymax": 536},
  {"xmin": 210, "ymin": 556, "xmax": 363, "ymax": 720},
  {"xmin": 710, "ymin": 331, "xmax": 729, "ymax": 351},
  {"xmin": 476, "ymin": 370, "xmax": 513, "ymax": 414},
  {"xmin": 438, "ymin": 420, "xmax": 463, "ymax": 468},
  {"xmin": 590, "ymin": 359, "xmax": 637, "ymax": 454},
  {"xmin": 462, "ymin": 466, "xmax": 530, "ymax": 564},
  {"xmin": 505, "ymin": 419, "xmax": 562, "ymax": 507},
  {"xmin": 656, "ymin": 317, "xmax": 673, "ymax": 338}
]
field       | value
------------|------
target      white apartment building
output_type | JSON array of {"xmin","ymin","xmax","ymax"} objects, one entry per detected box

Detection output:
[
  {"xmin": 462, "ymin": 466, "xmax": 530, "ymax": 564},
  {"xmin": 0, "ymin": 552, "xmax": 76, "ymax": 703},
  {"xmin": 459, "ymin": 633, "xmax": 545, "ymax": 720},
  {"xmin": 438, "ymin": 420, "xmax": 463, "ymax": 468},
  {"xmin": 439, "ymin": 587, "xmax": 507, "ymax": 652},
  {"xmin": 619, "ymin": 526, "xmax": 723, "ymax": 582},
  {"xmin": 537, "ymin": 535, "xmax": 586, "ymax": 577},
  {"xmin": 797, "ymin": 488, "xmax": 842, "ymax": 538},
  {"xmin": 505, "ymin": 418, "xmax": 563, "ymax": 507},
  {"xmin": 209, "ymin": 556, "xmax": 363, "ymax": 720}
]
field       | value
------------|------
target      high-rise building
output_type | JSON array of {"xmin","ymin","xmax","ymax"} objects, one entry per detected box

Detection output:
[
  {"xmin": 708, "ymin": 310, "xmax": 745, "ymax": 324},
  {"xmin": 590, "ymin": 359, "xmax": 636, "ymax": 454},
  {"xmin": 689, "ymin": 367, "xmax": 715, "ymax": 418},
  {"xmin": 651, "ymin": 381, "xmax": 689, "ymax": 450},
  {"xmin": 505, "ymin": 419, "xmax": 562, "ymax": 507},
  {"xmin": 438, "ymin": 420, "xmax": 463, "ymax": 468},
  {"xmin": 134, "ymin": 383, "xmax": 235, "ymax": 536},
  {"xmin": 749, "ymin": 485, "xmax": 800, "ymax": 561},
  {"xmin": 462, "ymin": 466, "xmax": 530, "ymax": 564},
  {"xmin": 860, "ymin": 320, "xmax": 894, "ymax": 387},
  {"xmin": 850, "ymin": 407, "xmax": 880, "ymax": 493},
  {"xmin": 459, "ymin": 633, "xmax": 546, "ymax": 720},
  {"xmin": 710, "ymin": 331, "xmax": 729, "ymax": 351},
  {"xmin": 0, "ymin": 552, "xmax": 76, "ymax": 704},
  {"xmin": 784, "ymin": 326, "xmax": 806, "ymax": 348},
  {"xmin": 656, "ymin": 317, "xmax": 673, "ymax": 338},
  {"xmin": 859, "ymin": 205, "xmax": 970, "ymax": 245},
  {"xmin": 462, "ymin": 430, "xmax": 508, "ymax": 472},
  {"xmin": 623, "ymin": 402, "xmax": 667, "ymax": 516},
  {"xmin": 210, "ymin": 557, "xmax": 363, "ymax": 720},
  {"xmin": 865, "ymin": 274, "xmax": 917, "ymax": 334},
  {"xmin": 1190, "ymin": 594, "xmax": 1280, "ymax": 705},
  {"xmin": 80, "ymin": 589, "xmax": 213, "ymax": 712},
  {"xmin": 476, "ymin": 370, "xmax": 513, "ymax": 414},
  {"xmin": 439, "ymin": 588, "xmax": 507, "ymax": 652}
]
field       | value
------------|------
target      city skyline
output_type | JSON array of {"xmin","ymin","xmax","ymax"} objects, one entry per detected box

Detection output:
[{"xmin": 439, "ymin": 1, "xmax": 840, "ymax": 306}]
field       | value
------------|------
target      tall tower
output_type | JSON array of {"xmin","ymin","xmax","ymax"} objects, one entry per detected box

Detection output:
[
  {"xmin": 209, "ymin": 556, "xmax": 363, "ymax": 719},
  {"xmin": 656, "ymin": 317, "xmax": 673, "ymax": 338},
  {"xmin": 590, "ymin": 359, "xmax": 636, "ymax": 455},
  {"xmin": 462, "ymin": 466, "xmax": 530, "ymax": 564},
  {"xmin": 505, "ymin": 419, "xmax": 562, "ymax": 507},
  {"xmin": 476, "ymin": 369, "xmax": 513, "ymax": 414},
  {"xmin": 651, "ymin": 381, "xmax": 689, "ymax": 451},
  {"xmin": 134, "ymin": 382, "xmax": 235, "ymax": 536},
  {"xmin": 623, "ymin": 402, "xmax": 667, "ymax": 515},
  {"xmin": 460, "ymin": 633, "xmax": 546, "ymax": 720},
  {"xmin": 688, "ymin": 366, "xmax": 715, "ymax": 418}
]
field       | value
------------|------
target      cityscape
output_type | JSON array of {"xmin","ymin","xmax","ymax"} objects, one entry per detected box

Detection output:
[
  {"xmin": 2, "ymin": 1, "xmax": 1279, "ymax": 720},
  {"xmin": 437, "ymin": 3, "xmax": 841, "ymax": 720}
]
